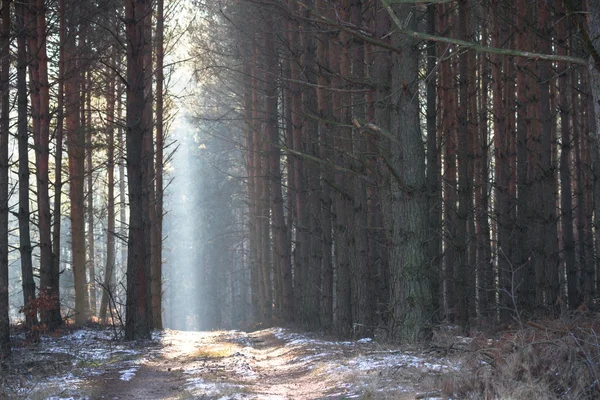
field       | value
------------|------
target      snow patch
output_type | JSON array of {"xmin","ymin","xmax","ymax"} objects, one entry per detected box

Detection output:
[{"xmin": 119, "ymin": 367, "xmax": 138, "ymax": 381}]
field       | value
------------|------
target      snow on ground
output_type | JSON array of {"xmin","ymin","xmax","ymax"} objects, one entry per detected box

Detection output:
[{"xmin": 2, "ymin": 326, "xmax": 453, "ymax": 399}]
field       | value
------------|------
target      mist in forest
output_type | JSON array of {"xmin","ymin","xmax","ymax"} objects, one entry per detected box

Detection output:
[{"xmin": 162, "ymin": 116, "xmax": 204, "ymax": 331}]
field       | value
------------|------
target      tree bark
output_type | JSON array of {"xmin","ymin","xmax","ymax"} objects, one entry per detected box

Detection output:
[
  {"xmin": 52, "ymin": 0, "xmax": 66, "ymax": 327},
  {"xmin": 125, "ymin": 0, "xmax": 151, "ymax": 340},
  {"xmin": 152, "ymin": 0, "xmax": 165, "ymax": 330},
  {"xmin": 387, "ymin": 2, "xmax": 432, "ymax": 341},
  {"xmin": 100, "ymin": 62, "xmax": 116, "ymax": 323},
  {"xmin": 65, "ymin": 0, "xmax": 88, "ymax": 325},
  {"xmin": 16, "ymin": 0, "xmax": 38, "ymax": 335},
  {"xmin": 85, "ymin": 73, "xmax": 97, "ymax": 317},
  {"xmin": 0, "ymin": 0, "xmax": 10, "ymax": 363},
  {"xmin": 30, "ymin": 0, "xmax": 62, "ymax": 328}
]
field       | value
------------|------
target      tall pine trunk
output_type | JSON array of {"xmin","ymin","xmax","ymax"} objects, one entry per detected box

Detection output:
[
  {"xmin": 125, "ymin": 0, "xmax": 151, "ymax": 340},
  {"xmin": 16, "ymin": 0, "xmax": 38, "ymax": 335}
]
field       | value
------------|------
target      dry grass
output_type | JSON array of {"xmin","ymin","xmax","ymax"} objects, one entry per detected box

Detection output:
[
  {"xmin": 192, "ymin": 343, "xmax": 238, "ymax": 358},
  {"xmin": 441, "ymin": 315, "xmax": 600, "ymax": 399}
]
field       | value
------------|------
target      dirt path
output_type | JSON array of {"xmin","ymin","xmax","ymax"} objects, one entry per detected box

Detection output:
[{"xmin": 88, "ymin": 329, "xmax": 447, "ymax": 400}]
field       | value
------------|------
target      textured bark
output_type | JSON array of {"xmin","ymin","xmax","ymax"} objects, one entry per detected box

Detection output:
[
  {"xmin": 514, "ymin": 0, "xmax": 533, "ymax": 310},
  {"xmin": 118, "ymin": 81, "xmax": 127, "ymax": 298},
  {"xmin": 426, "ymin": 3, "xmax": 441, "ymax": 321},
  {"xmin": 587, "ymin": 0, "xmax": 600, "ymax": 302},
  {"xmin": 152, "ymin": 0, "xmax": 165, "ymax": 330},
  {"xmin": 0, "ymin": 0, "xmax": 10, "ymax": 363},
  {"xmin": 439, "ymin": 3, "xmax": 457, "ymax": 322},
  {"xmin": 16, "ymin": 0, "xmax": 38, "ymax": 334},
  {"xmin": 491, "ymin": 0, "xmax": 512, "ymax": 320},
  {"xmin": 264, "ymin": 10, "xmax": 292, "ymax": 322},
  {"xmin": 316, "ymin": 0, "xmax": 333, "ymax": 330},
  {"xmin": 85, "ymin": 75, "xmax": 97, "ymax": 317},
  {"xmin": 302, "ymin": 0, "xmax": 322, "ymax": 330},
  {"xmin": 52, "ymin": 0, "xmax": 66, "ymax": 326},
  {"xmin": 142, "ymin": 2, "xmax": 154, "ymax": 328},
  {"xmin": 373, "ymin": 0, "xmax": 392, "ymax": 327},
  {"xmin": 581, "ymin": 73, "xmax": 596, "ymax": 303},
  {"xmin": 536, "ymin": 0, "xmax": 559, "ymax": 308},
  {"xmin": 242, "ymin": 42, "xmax": 258, "ymax": 322},
  {"xmin": 65, "ymin": 1, "xmax": 88, "ymax": 325},
  {"xmin": 125, "ymin": 0, "xmax": 151, "ymax": 340},
  {"xmin": 257, "ymin": 39, "xmax": 273, "ymax": 323},
  {"xmin": 331, "ymin": 0, "xmax": 353, "ymax": 336},
  {"xmin": 475, "ymin": 4, "xmax": 493, "ymax": 317},
  {"xmin": 30, "ymin": 0, "xmax": 62, "ymax": 328},
  {"xmin": 388, "ymin": 3, "xmax": 432, "ymax": 342},
  {"xmin": 286, "ymin": 0, "xmax": 310, "ymax": 325},
  {"xmin": 281, "ymin": 10, "xmax": 296, "ymax": 323},
  {"xmin": 557, "ymin": 0, "xmax": 578, "ymax": 308},
  {"xmin": 350, "ymin": 0, "xmax": 373, "ymax": 338},
  {"xmin": 100, "ymin": 65, "xmax": 116, "ymax": 323},
  {"xmin": 455, "ymin": 0, "xmax": 473, "ymax": 328}
]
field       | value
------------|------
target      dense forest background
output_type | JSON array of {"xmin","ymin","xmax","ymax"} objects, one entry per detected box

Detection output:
[
  {"xmin": 3, "ymin": 0, "xmax": 600, "ymax": 364},
  {"xmin": 180, "ymin": 0, "xmax": 600, "ymax": 341}
]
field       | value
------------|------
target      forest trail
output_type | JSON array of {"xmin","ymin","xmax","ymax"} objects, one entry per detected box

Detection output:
[
  {"xmin": 3, "ymin": 327, "xmax": 451, "ymax": 399},
  {"xmin": 88, "ymin": 328, "xmax": 448, "ymax": 399}
]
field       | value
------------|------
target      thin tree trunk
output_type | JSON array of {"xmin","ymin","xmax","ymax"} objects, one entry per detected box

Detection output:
[
  {"xmin": 52, "ymin": 0, "xmax": 66, "ymax": 327},
  {"xmin": 331, "ymin": 0, "xmax": 353, "ymax": 336},
  {"xmin": 16, "ymin": 0, "xmax": 38, "ymax": 335},
  {"xmin": 537, "ymin": 0, "xmax": 559, "ymax": 308},
  {"xmin": 264, "ymin": 10, "xmax": 292, "ymax": 323},
  {"xmin": 100, "ymin": 63, "xmax": 116, "ymax": 323},
  {"xmin": 86, "ymin": 73, "xmax": 97, "ymax": 317},
  {"xmin": 302, "ymin": 0, "xmax": 321, "ymax": 330},
  {"xmin": 316, "ymin": 0, "xmax": 333, "ymax": 330},
  {"xmin": 349, "ymin": 0, "xmax": 372, "ymax": 337},
  {"xmin": 426, "ymin": 2, "xmax": 441, "ymax": 322},
  {"xmin": 476, "ymin": 4, "xmax": 493, "ymax": 318},
  {"xmin": 152, "ymin": 0, "xmax": 165, "ymax": 330},
  {"xmin": 30, "ymin": 0, "xmax": 62, "ymax": 328},
  {"xmin": 557, "ymin": 0, "xmax": 578, "ymax": 308},
  {"xmin": 65, "ymin": 1, "xmax": 87, "ymax": 325},
  {"xmin": 0, "ymin": 0, "xmax": 10, "ymax": 363}
]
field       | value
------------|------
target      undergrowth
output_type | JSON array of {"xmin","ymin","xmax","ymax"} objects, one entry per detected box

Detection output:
[{"xmin": 442, "ymin": 315, "xmax": 600, "ymax": 399}]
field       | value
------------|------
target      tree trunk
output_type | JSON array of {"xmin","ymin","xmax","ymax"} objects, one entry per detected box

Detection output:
[
  {"xmin": 475, "ymin": 4, "xmax": 493, "ymax": 318},
  {"xmin": 65, "ymin": 1, "xmax": 88, "ymax": 325},
  {"xmin": 557, "ymin": 0, "xmax": 578, "ymax": 308},
  {"xmin": 331, "ymin": 0, "xmax": 353, "ymax": 336},
  {"xmin": 302, "ymin": 0, "xmax": 321, "ymax": 330},
  {"xmin": 387, "ymin": 3, "xmax": 432, "ymax": 342},
  {"xmin": 16, "ymin": 0, "xmax": 38, "ymax": 335},
  {"xmin": 100, "ymin": 63, "xmax": 116, "ymax": 323},
  {"xmin": 142, "ymin": 2, "xmax": 155, "ymax": 329},
  {"xmin": 316, "ymin": 0, "xmax": 333, "ymax": 330},
  {"xmin": 349, "ymin": 0, "xmax": 373, "ymax": 338},
  {"xmin": 264, "ymin": 9, "xmax": 292, "ymax": 323},
  {"xmin": 125, "ymin": 0, "xmax": 151, "ymax": 340},
  {"xmin": 0, "ymin": 0, "xmax": 10, "ymax": 363},
  {"xmin": 30, "ymin": 0, "xmax": 62, "ymax": 328},
  {"xmin": 85, "ymin": 73, "xmax": 97, "ymax": 317},
  {"xmin": 52, "ymin": 0, "xmax": 66, "ymax": 327},
  {"xmin": 152, "ymin": 0, "xmax": 165, "ymax": 330},
  {"xmin": 426, "ymin": 2, "xmax": 441, "ymax": 322}
]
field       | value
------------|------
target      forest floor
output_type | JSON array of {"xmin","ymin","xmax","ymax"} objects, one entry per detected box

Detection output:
[{"xmin": 0, "ymin": 326, "xmax": 455, "ymax": 399}]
